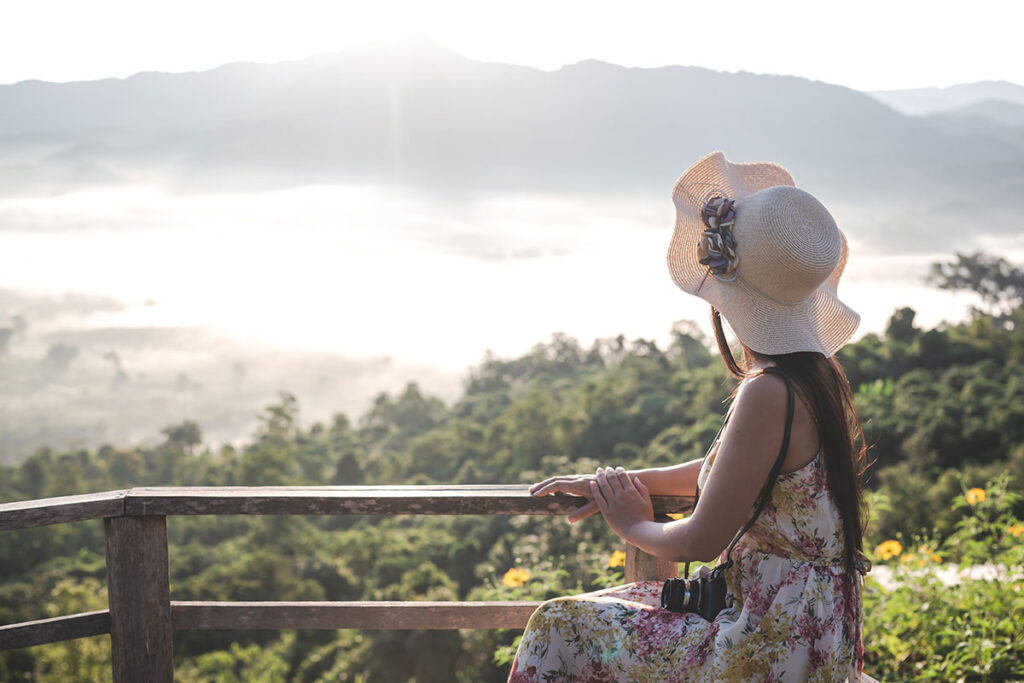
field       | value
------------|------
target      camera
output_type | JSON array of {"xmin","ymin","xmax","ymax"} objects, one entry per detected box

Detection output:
[{"xmin": 660, "ymin": 569, "xmax": 728, "ymax": 621}]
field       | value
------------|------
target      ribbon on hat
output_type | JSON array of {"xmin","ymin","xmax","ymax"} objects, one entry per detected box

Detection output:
[{"xmin": 696, "ymin": 196, "xmax": 739, "ymax": 292}]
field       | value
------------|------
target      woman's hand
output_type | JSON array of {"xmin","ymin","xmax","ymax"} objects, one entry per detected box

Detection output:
[
  {"xmin": 529, "ymin": 473, "xmax": 601, "ymax": 523},
  {"xmin": 590, "ymin": 466, "xmax": 654, "ymax": 542}
]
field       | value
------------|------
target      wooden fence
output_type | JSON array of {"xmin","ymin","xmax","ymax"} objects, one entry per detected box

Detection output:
[{"xmin": 0, "ymin": 485, "xmax": 691, "ymax": 681}]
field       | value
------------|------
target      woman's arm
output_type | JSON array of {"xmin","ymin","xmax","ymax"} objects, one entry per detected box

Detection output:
[
  {"xmin": 530, "ymin": 458, "xmax": 704, "ymax": 523},
  {"xmin": 627, "ymin": 459, "xmax": 704, "ymax": 497},
  {"xmin": 593, "ymin": 373, "xmax": 790, "ymax": 563}
]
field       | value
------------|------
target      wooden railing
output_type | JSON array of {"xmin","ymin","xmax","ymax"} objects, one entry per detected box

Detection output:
[{"xmin": 0, "ymin": 485, "xmax": 692, "ymax": 682}]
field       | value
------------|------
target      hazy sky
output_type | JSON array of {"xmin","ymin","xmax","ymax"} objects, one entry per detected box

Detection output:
[{"xmin": 2, "ymin": 0, "xmax": 1020, "ymax": 90}]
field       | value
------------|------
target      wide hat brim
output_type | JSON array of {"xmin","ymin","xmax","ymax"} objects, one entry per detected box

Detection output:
[{"xmin": 667, "ymin": 151, "xmax": 860, "ymax": 357}]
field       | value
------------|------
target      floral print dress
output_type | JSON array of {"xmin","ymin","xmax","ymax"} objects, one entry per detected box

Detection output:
[{"xmin": 507, "ymin": 433, "xmax": 866, "ymax": 682}]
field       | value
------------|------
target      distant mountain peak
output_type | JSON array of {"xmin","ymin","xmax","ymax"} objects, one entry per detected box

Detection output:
[
  {"xmin": 558, "ymin": 58, "xmax": 625, "ymax": 71},
  {"xmin": 874, "ymin": 79, "xmax": 1023, "ymax": 95},
  {"xmin": 870, "ymin": 80, "xmax": 1024, "ymax": 116},
  {"xmin": 331, "ymin": 34, "xmax": 470, "ymax": 62}
]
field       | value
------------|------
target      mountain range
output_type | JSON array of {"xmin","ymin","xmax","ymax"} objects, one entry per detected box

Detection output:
[
  {"xmin": 2, "ymin": 36, "xmax": 1023, "ymax": 215},
  {"xmin": 870, "ymin": 81, "xmax": 1024, "ymax": 116}
]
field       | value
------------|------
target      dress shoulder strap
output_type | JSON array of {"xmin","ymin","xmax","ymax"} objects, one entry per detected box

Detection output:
[{"xmin": 717, "ymin": 367, "xmax": 795, "ymax": 567}]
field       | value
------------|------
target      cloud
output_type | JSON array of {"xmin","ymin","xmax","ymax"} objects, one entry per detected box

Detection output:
[{"xmin": 1, "ymin": 287, "xmax": 124, "ymax": 324}]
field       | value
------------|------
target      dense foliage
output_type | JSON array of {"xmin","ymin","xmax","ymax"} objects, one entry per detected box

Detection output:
[
  {"xmin": 2, "ymin": 255, "xmax": 1023, "ymax": 680},
  {"xmin": 863, "ymin": 473, "xmax": 1024, "ymax": 680}
]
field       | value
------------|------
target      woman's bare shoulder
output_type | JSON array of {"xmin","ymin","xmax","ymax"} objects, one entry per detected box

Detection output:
[
  {"xmin": 734, "ymin": 370, "xmax": 789, "ymax": 408},
  {"xmin": 723, "ymin": 371, "xmax": 795, "ymax": 442},
  {"xmin": 730, "ymin": 368, "xmax": 820, "ymax": 473}
]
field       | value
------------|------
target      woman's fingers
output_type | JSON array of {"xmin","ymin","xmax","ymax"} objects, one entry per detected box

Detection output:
[
  {"xmin": 530, "ymin": 481, "xmax": 563, "ymax": 497},
  {"xmin": 595, "ymin": 465, "xmax": 638, "ymax": 498},
  {"xmin": 603, "ymin": 466, "xmax": 623, "ymax": 494},
  {"xmin": 632, "ymin": 475, "xmax": 649, "ymax": 496},
  {"xmin": 568, "ymin": 499, "xmax": 599, "ymax": 523},
  {"xmin": 531, "ymin": 478, "xmax": 591, "ymax": 498},
  {"xmin": 589, "ymin": 480, "xmax": 608, "ymax": 511},
  {"xmin": 613, "ymin": 467, "xmax": 631, "ymax": 494},
  {"xmin": 598, "ymin": 466, "xmax": 631, "ymax": 496},
  {"xmin": 596, "ymin": 466, "xmax": 619, "ymax": 496},
  {"xmin": 529, "ymin": 476, "xmax": 564, "ymax": 494},
  {"xmin": 535, "ymin": 467, "xmax": 633, "ymax": 518}
]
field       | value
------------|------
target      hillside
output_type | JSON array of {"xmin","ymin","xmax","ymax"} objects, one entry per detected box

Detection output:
[
  {"xmin": 2, "ymin": 37, "xmax": 1023, "ymax": 207},
  {"xmin": 1, "ymin": 297, "xmax": 1023, "ymax": 680}
]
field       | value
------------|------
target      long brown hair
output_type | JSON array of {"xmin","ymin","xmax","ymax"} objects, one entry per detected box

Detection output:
[{"xmin": 711, "ymin": 307, "xmax": 870, "ymax": 579}]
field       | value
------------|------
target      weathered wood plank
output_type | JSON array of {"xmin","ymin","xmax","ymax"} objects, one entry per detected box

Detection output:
[
  {"xmin": 105, "ymin": 516, "xmax": 173, "ymax": 683},
  {"xmin": 171, "ymin": 601, "xmax": 542, "ymax": 630},
  {"xmin": 0, "ymin": 610, "xmax": 110, "ymax": 651},
  {"xmin": 0, "ymin": 487, "xmax": 692, "ymax": 523},
  {"xmin": 125, "ymin": 486, "xmax": 694, "ymax": 517},
  {"xmin": 624, "ymin": 544, "xmax": 679, "ymax": 583},
  {"xmin": 0, "ymin": 490, "xmax": 127, "ymax": 530}
]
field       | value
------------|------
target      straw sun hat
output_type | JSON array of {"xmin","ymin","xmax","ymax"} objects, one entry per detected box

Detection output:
[{"xmin": 666, "ymin": 151, "xmax": 859, "ymax": 357}]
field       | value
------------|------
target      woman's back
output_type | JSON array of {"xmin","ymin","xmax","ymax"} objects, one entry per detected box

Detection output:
[{"xmin": 508, "ymin": 371, "xmax": 865, "ymax": 683}]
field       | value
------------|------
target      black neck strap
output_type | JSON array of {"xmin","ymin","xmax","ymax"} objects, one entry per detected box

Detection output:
[{"xmin": 685, "ymin": 366, "xmax": 796, "ymax": 578}]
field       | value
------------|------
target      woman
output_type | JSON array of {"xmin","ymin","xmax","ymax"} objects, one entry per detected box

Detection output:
[{"xmin": 507, "ymin": 151, "xmax": 872, "ymax": 682}]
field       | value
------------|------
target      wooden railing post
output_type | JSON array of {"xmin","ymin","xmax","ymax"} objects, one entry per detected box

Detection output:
[
  {"xmin": 105, "ymin": 515, "xmax": 173, "ymax": 682},
  {"xmin": 624, "ymin": 543, "xmax": 678, "ymax": 583}
]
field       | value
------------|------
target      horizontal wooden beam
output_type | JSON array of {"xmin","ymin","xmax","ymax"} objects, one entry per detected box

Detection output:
[
  {"xmin": 0, "ymin": 490, "xmax": 127, "ymax": 531},
  {"xmin": 0, "ymin": 605, "xmax": 884, "ymax": 682},
  {"xmin": 171, "ymin": 601, "xmax": 541, "ymax": 630},
  {"xmin": 0, "ymin": 487, "xmax": 693, "ymax": 521},
  {"xmin": 125, "ymin": 485, "xmax": 693, "ymax": 517},
  {"xmin": 0, "ymin": 610, "xmax": 110, "ymax": 651}
]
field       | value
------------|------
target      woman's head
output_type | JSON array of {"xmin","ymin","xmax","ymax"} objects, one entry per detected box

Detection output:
[{"xmin": 667, "ymin": 151, "xmax": 859, "ymax": 358}]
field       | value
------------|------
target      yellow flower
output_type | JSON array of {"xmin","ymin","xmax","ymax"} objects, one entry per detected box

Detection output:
[
  {"xmin": 1009, "ymin": 523, "xmax": 1024, "ymax": 538},
  {"xmin": 966, "ymin": 488, "xmax": 986, "ymax": 505},
  {"xmin": 666, "ymin": 513, "xmax": 686, "ymax": 520},
  {"xmin": 873, "ymin": 540, "xmax": 903, "ymax": 561},
  {"xmin": 502, "ymin": 567, "xmax": 530, "ymax": 588},
  {"xmin": 608, "ymin": 550, "xmax": 626, "ymax": 568},
  {"xmin": 931, "ymin": 554, "xmax": 942, "ymax": 564}
]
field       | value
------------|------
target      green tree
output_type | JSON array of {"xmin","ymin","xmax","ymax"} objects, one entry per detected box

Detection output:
[
  {"xmin": 161, "ymin": 421, "xmax": 203, "ymax": 453},
  {"xmin": 926, "ymin": 251, "xmax": 1024, "ymax": 322},
  {"xmin": 885, "ymin": 306, "xmax": 918, "ymax": 343},
  {"xmin": 33, "ymin": 579, "xmax": 111, "ymax": 682}
]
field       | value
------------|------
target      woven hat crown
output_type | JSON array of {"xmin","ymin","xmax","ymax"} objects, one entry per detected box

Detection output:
[
  {"xmin": 666, "ymin": 151, "xmax": 859, "ymax": 357},
  {"xmin": 734, "ymin": 186, "xmax": 842, "ymax": 304}
]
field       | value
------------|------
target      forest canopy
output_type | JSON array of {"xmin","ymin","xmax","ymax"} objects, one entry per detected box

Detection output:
[{"xmin": 1, "ymin": 252, "xmax": 1022, "ymax": 681}]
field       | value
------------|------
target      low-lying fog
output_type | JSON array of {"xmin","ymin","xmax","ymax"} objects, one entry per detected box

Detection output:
[{"xmin": 0, "ymin": 184, "xmax": 1014, "ymax": 463}]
